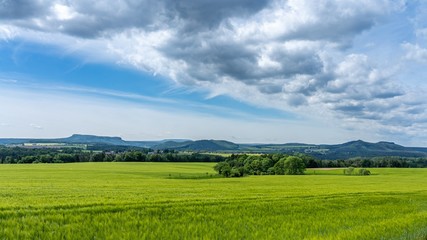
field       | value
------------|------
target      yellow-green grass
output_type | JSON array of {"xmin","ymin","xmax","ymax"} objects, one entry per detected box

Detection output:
[{"xmin": 0, "ymin": 163, "xmax": 426, "ymax": 239}]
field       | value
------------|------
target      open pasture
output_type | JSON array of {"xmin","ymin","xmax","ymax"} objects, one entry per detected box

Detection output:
[{"xmin": 0, "ymin": 163, "xmax": 426, "ymax": 239}]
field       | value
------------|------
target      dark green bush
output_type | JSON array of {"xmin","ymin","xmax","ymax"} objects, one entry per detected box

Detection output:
[{"xmin": 358, "ymin": 168, "xmax": 371, "ymax": 175}]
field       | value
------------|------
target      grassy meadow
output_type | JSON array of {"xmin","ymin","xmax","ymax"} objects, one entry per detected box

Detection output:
[{"xmin": 0, "ymin": 162, "xmax": 426, "ymax": 239}]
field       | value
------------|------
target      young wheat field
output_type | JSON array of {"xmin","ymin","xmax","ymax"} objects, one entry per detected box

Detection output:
[{"xmin": 0, "ymin": 162, "xmax": 426, "ymax": 239}]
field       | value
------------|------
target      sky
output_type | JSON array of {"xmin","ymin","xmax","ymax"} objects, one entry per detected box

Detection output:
[{"xmin": 1, "ymin": 0, "xmax": 427, "ymax": 146}]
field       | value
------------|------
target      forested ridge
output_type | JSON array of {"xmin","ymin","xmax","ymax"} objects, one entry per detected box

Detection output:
[{"xmin": 1, "ymin": 146, "xmax": 426, "ymax": 169}]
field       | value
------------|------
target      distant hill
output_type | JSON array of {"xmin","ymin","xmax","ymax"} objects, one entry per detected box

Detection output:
[
  {"xmin": 153, "ymin": 140, "xmax": 239, "ymax": 151},
  {"xmin": 0, "ymin": 134, "xmax": 179, "ymax": 148},
  {"xmin": 312, "ymin": 140, "xmax": 426, "ymax": 159},
  {"xmin": 240, "ymin": 140, "xmax": 427, "ymax": 159},
  {"xmin": 56, "ymin": 134, "xmax": 127, "ymax": 145},
  {"xmin": 1, "ymin": 135, "xmax": 426, "ymax": 159},
  {"xmin": 0, "ymin": 134, "xmax": 127, "ymax": 146}
]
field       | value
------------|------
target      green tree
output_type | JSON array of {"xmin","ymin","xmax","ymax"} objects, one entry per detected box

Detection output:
[
  {"xmin": 230, "ymin": 167, "xmax": 244, "ymax": 177},
  {"xmin": 39, "ymin": 154, "xmax": 53, "ymax": 163},
  {"xmin": 18, "ymin": 156, "xmax": 36, "ymax": 164},
  {"xmin": 361, "ymin": 159, "xmax": 373, "ymax": 167},
  {"xmin": 4, "ymin": 156, "xmax": 15, "ymax": 164},
  {"xmin": 260, "ymin": 157, "xmax": 273, "ymax": 172},
  {"xmin": 283, "ymin": 156, "xmax": 305, "ymax": 175},
  {"xmin": 54, "ymin": 153, "xmax": 76, "ymax": 163},
  {"xmin": 90, "ymin": 152, "xmax": 105, "ymax": 162},
  {"xmin": 344, "ymin": 167, "xmax": 355, "ymax": 175},
  {"xmin": 273, "ymin": 158, "xmax": 286, "ymax": 175},
  {"xmin": 358, "ymin": 168, "xmax": 371, "ymax": 175},
  {"xmin": 214, "ymin": 162, "xmax": 231, "ymax": 177},
  {"xmin": 249, "ymin": 159, "xmax": 262, "ymax": 175}
]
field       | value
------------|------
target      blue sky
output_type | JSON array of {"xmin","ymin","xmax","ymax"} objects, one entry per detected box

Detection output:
[{"xmin": 1, "ymin": 0, "xmax": 427, "ymax": 146}]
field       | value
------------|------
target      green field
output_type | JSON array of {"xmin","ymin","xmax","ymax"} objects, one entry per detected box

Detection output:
[{"xmin": 0, "ymin": 163, "xmax": 426, "ymax": 239}]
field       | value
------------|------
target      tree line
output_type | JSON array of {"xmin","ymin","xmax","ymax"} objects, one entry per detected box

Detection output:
[
  {"xmin": 314, "ymin": 156, "xmax": 427, "ymax": 168},
  {"xmin": 0, "ymin": 147, "xmax": 223, "ymax": 164},
  {"xmin": 1, "ymin": 146, "xmax": 426, "ymax": 168}
]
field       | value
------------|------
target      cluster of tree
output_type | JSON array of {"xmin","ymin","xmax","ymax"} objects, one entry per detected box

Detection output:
[
  {"xmin": 0, "ymin": 147, "xmax": 224, "ymax": 164},
  {"xmin": 343, "ymin": 167, "xmax": 371, "ymax": 176},
  {"xmin": 214, "ymin": 154, "xmax": 307, "ymax": 177}
]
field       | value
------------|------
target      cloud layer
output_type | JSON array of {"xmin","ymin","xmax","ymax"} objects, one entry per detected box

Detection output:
[{"xmin": 1, "ymin": 0, "xmax": 427, "ymax": 143}]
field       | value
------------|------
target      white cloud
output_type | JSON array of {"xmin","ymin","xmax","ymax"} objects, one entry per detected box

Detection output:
[
  {"xmin": 415, "ymin": 28, "xmax": 427, "ymax": 39},
  {"xmin": 0, "ymin": 78, "xmax": 18, "ymax": 83},
  {"xmin": 30, "ymin": 123, "xmax": 43, "ymax": 130},
  {"xmin": 402, "ymin": 43, "xmax": 427, "ymax": 64},
  {"xmin": 0, "ymin": 25, "xmax": 16, "ymax": 40},
  {"xmin": 51, "ymin": 4, "xmax": 78, "ymax": 21},
  {"xmin": 0, "ymin": 0, "xmax": 426, "ymax": 145}
]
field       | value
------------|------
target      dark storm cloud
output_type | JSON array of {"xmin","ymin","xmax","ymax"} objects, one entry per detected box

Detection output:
[
  {"xmin": 1, "ymin": 0, "xmax": 269, "ymax": 38},
  {"xmin": 0, "ymin": 0, "xmax": 45, "ymax": 19},
  {"xmin": 269, "ymin": 50, "xmax": 323, "ymax": 78},
  {"xmin": 258, "ymin": 84, "xmax": 283, "ymax": 94},
  {"xmin": 0, "ymin": 0, "xmax": 169, "ymax": 38},
  {"xmin": 51, "ymin": 0, "xmax": 167, "ymax": 38},
  {"xmin": 163, "ymin": 37, "xmax": 323, "ymax": 84},
  {"xmin": 371, "ymin": 90, "xmax": 404, "ymax": 99},
  {"xmin": 286, "ymin": 94, "xmax": 307, "ymax": 107},
  {"xmin": 164, "ymin": 40, "xmax": 258, "ymax": 82},
  {"xmin": 63, "ymin": 0, "xmax": 170, "ymax": 38},
  {"xmin": 334, "ymin": 104, "xmax": 365, "ymax": 113},
  {"xmin": 279, "ymin": 3, "xmax": 382, "ymax": 45},
  {"xmin": 170, "ymin": 0, "xmax": 270, "ymax": 32},
  {"xmin": 285, "ymin": 18, "xmax": 374, "ymax": 43}
]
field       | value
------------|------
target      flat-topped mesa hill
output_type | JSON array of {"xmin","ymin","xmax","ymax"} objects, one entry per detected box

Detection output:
[
  {"xmin": 62, "ymin": 134, "xmax": 125, "ymax": 144},
  {"xmin": 0, "ymin": 134, "xmax": 126, "ymax": 146},
  {"xmin": 0, "ymin": 135, "xmax": 426, "ymax": 159}
]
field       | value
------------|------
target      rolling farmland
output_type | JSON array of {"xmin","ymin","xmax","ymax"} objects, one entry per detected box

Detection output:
[{"xmin": 0, "ymin": 163, "xmax": 426, "ymax": 239}]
